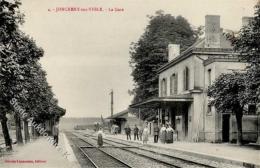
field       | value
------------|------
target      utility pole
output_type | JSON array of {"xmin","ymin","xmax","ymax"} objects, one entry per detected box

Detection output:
[{"xmin": 110, "ymin": 89, "xmax": 114, "ymax": 117}]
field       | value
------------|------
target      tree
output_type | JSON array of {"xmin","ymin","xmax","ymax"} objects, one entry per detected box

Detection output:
[
  {"xmin": 227, "ymin": 2, "xmax": 260, "ymax": 65},
  {"xmin": 226, "ymin": 1, "xmax": 260, "ymax": 143},
  {"xmin": 129, "ymin": 11, "xmax": 199, "ymax": 118},
  {"xmin": 0, "ymin": 0, "xmax": 65, "ymax": 147},
  {"xmin": 0, "ymin": 0, "xmax": 24, "ymax": 149},
  {"xmin": 208, "ymin": 72, "xmax": 247, "ymax": 145},
  {"xmin": 226, "ymin": 1, "xmax": 260, "ymax": 106}
]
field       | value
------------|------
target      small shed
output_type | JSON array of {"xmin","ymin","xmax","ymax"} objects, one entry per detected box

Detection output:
[{"xmin": 107, "ymin": 109, "xmax": 141, "ymax": 134}]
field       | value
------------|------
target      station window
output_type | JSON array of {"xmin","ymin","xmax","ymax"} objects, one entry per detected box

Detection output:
[
  {"xmin": 183, "ymin": 67, "xmax": 189, "ymax": 91},
  {"xmin": 161, "ymin": 78, "xmax": 167, "ymax": 97},
  {"xmin": 174, "ymin": 73, "xmax": 178, "ymax": 94},
  {"xmin": 207, "ymin": 105, "xmax": 212, "ymax": 115},
  {"xmin": 208, "ymin": 69, "xmax": 212, "ymax": 86},
  {"xmin": 170, "ymin": 73, "xmax": 178, "ymax": 95},
  {"xmin": 247, "ymin": 104, "xmax": 256, "ymax": 115}
]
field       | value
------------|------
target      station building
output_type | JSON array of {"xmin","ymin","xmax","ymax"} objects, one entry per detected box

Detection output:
[{"xmin": 130, "ymin": 15, "xmax": 258, "ymax": 143}]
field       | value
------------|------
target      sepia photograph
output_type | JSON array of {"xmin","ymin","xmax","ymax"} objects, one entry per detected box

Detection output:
[{"xmin": 0, "ymin": 0, "xmax": 259, "ymax": 167}]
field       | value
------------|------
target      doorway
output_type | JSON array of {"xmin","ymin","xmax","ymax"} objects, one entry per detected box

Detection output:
[
  {"xmin": 170, "ymin": 107, "xmax": 176, "ymax": 129},
  {"xmin": 182, "ymin": 104, "xmax": 188, "ymax": 138},
  {"xmin": 184, "ymin": 109, "xmax": 188, "ymax": 137},
  {"xmin": 222, "ymin": 114, "xmax": 230, "ymax": 142}
]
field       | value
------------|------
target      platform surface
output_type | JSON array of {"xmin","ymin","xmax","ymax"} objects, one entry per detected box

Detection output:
[
  {"xmin": 0, "ymin": 133, "xmax": 80, "ymax": 168},
  {"xmin": 103, "ymin": 132, "xmax": 260, "ymax": 167}
]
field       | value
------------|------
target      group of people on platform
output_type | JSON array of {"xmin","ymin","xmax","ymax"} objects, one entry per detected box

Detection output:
[
  {"xmin": 124, "ymin": 123, "xmax": 176, "ymax": 144},
  {"xmin": 158, "ymin": 124, "xmax": 176, "ymax": 144},
  {"xmin": 95, "ymin": 122, "xmax": 176, "ymax": 147},
  {"xmin": 124, "ymin": 124, "xmax": 149, "ymax": 144}
]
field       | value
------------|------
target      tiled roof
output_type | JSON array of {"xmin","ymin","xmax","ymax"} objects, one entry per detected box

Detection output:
[
  {"xmin": 158, "ymin": 34, "xmax": 234, "ymax": 73},
  {"xmin": 107, "ymin": 109, "xmax": 129, "ymax": 119}
]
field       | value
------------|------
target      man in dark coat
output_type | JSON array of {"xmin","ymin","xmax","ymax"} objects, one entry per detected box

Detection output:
[
  {"xmin": 53, "ymin": 122, "xmax": 59, "ymax": 146},
  {"xmin": 154, "ymin": 124, "xmax": 159, "ymax": 143},
  {"xmin": 133, "ymin": 125, "xmax": 139, "ymax": 140},
  {"xmin": 125, "ymin": 125, "xmax": 131, "ymax": 140}
]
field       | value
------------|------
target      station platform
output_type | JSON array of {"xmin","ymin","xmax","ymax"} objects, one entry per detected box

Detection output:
[
  {"xmin": 0, "ymin": 133, "xmax": 80, "ymax": 168},
  {"xmin": 104, "ymin": 133, "xmax": 260, "ymax": 168}
]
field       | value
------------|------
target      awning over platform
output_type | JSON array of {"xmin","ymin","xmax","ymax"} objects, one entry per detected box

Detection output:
[{"xmin": 129, "ymin": 94, "xmax": 193, "ymax": 108}]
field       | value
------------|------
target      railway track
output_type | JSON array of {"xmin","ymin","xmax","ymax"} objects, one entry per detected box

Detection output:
[
  {"xmin": 92, "ymin": 135, "xmax": 215, "ymax": 168},
  {"xmin": 74, "ymin": 132, "xmax": 214, "ymax": 168},
  {"xmin": 67, "ymin": 132, "xmax": 132, "ymax": 168}
]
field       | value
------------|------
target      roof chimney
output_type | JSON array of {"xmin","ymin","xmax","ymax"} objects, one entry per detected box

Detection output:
[
  {"xmin": 168, "ymin": 44, "xmax": 180, "ymax": 61},
  {"xmin": 205, "ymin": 15, "xmax": 221, "ymax": 48},
  {"xmin": 242, "ymin": 16, "xmax": 253, "ymax": 27}
]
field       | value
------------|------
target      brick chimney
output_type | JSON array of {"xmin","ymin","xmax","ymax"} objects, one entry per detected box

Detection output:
[
  {"xmin": 205, "ymin": 15, "xmax": 221, "ymax": 48},
  {"xmin": 168, "ymin": 44, "xmax": 180, "ymax": 61},
  {"xmin": 242, "ymin": 16, "xmax": 253, "ymax": 27}
]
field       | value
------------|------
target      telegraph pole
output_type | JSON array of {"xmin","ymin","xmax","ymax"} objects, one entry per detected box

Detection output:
[{"xmin": 110, "ymin": 89, "xmax": 114, "ymax": 117}]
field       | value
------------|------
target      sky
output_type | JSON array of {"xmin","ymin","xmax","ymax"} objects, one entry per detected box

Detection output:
[{"xmin": 19, "ymin": 0, "xmax": 256, "ymax": 118}]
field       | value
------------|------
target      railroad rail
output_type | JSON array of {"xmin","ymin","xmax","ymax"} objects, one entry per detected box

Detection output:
[
  {"xmin": 68, "ymin": 132, "xmax": 133, "ymax": 168},
  {"xmin": 99, "ymin": 136, "xmax": 215, "ymax": 168},
  {"xmin": 78, "ymin": 132, "xmax": 215, "ymax": 168}
]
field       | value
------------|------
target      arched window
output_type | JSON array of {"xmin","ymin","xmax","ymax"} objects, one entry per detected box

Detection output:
[
  {"xmin": 170, "ymin": 73, "xmax": 178, "ymax": 95},
  {"xmin": 183, "ymin": 67, "xmax": 189, "ymax": 91},
  {"xmin": 161, "ymin": 78, "xmax": 167, "ymax": 97}
]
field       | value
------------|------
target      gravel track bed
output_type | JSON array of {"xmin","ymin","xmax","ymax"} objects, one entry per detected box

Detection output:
[
  {"xmin": 76, "ymin": 132, "xmax": 244, "ymax": 168},
  {"xmin": 101, "ymin": 147, "xmax": 172, "ymax": 168},
  {"xmin": 65, "ymin": 132, "xmax": 95, "ymax": 168},
  {"xmin": 70, "ymin": 133, "xmax": 131, "ymax": 167},
  {"xmin": 139, "ymin": 145, "xmax": 244, "ymax": 168},
  {"xmin": 67, "ymin": 132, "xmax": 93, "ymax": 147},
  {"xmin": 78, "ymin": 135, "xmax": 105, "ymax": 146},
  {"xmin": 86, "ymin": 136, "xmax": 133, "ymax": 148},
  {"xmin": 125, "ymin": 147, "xmax": 208, "ymax": 168},
  {"xmin": 81, "ymin": 148, "xmax": 129, "ymax": 168},
  {"xmin": 76, "ymin": 133, "xmax": 173, "ymax": 167},
  {"xmin": 99, "ymin": 137, "xmax": 209, "ymax": 168},
  {"xmin": 103, "ymin": 136, "xmax": 244, "ymax": 168}
]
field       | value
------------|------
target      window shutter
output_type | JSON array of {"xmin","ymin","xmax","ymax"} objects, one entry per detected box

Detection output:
[
  {"xmin": 170, "ymin": 75, "xmax": 173, "ymax": 95},
  {"xmin": 183, "ymin": 67, "xmax": 189, "ymax": 91},
  {"xmin": 160, "ymin": 80, "xmax": 163, "ymax": 97},
  {"xmin": 164, "ymin": 78, "xmax": 167, "ymax": 96},
  {"xmin": 174, "ymin": 73, "xmax": 178, "ymax": 94},
  {"xmin": 186, "ymin": 67, "xmax": 189, "ymax": 90},
  {"xmin": 183, "ymin": 68, "xmax": 186, "ymax": 90}
]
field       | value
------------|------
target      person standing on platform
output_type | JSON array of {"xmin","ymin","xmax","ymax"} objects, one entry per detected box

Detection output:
[
  {"xmin": 97, "ymin": 127, "xmax": 104, "ymax": 147},
  {"xmin": 153, "ymin": 124, "xmax": 159, "ymax": 143},
  {"xmin": 142, "ymin": 124, "xmax": 149, "ymax": 144},
  {"xmin": 52, "ymin": 121, "xmax": 59, "ymax": 146},
  {"xmin": 159, "ymin": 124, "xmax": 166, "ymax": 144},
  {"xmin": 139, "ymin": 126, "xmax": 143, "ymax": 141},
  {"xmin": 133, "ymin": 125, "xmax": 139, "ymax": 140},
  {"xmin": 166, "ymin": 124, "xmax": 174, "ymax": 143},
  {"xmin": 125, "ymin": 125, "xmax": 131, "ymax": 140}
]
